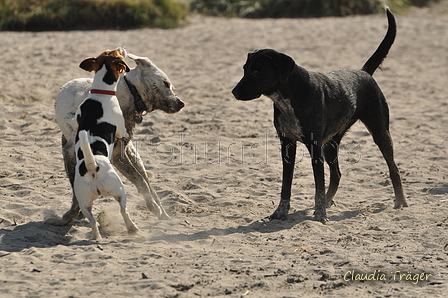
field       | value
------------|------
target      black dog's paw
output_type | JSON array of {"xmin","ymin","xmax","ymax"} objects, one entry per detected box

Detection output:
[
  {"xmin": 269, "ymin": 201, "xmax": 290, "ymax": 220},
  {"xmin": 313, "ymin": 209, "xmax": 328, "ymax": 223},
  {"xmin": 393, "ymin": 198, "xmax": 409, "ymax": 209},
  {"xmin": 269, "ymin": 209, "xmax": 288, "ymax": 221}
]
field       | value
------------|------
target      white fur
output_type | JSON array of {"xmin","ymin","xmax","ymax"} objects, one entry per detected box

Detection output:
[
  {"xmin": 50, "ymin": 53, "xmax": 184, "ymax": 227},
  {"xmin": 55, "ymin": 54, "xmax": 182, "ymax": 142},
  {"xmin": 70, "ymin": 66, "xmax": 129, "ymax": 140},
  {"xmin": 74, "ymin": 61, "xmax": 137, "ymax": 240},
  {"xmin": 78, "ymin": 130, "xmax": 97, "ymax": 172}
]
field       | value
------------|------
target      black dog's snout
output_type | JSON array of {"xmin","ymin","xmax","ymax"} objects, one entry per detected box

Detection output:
[
  {"xmin": 232, "ymin": 82, "xmax": 256, "ymax": 101},
  {"xmin": 231, "ymin": 82, "xmax": 244, "ymax": 99},
  {"xmin": 231, "ymin": 85, "xmax": 238, "ymax": 97}
]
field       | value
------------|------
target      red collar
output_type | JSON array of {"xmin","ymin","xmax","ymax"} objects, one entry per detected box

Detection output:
[{"xmin": 89, "ymin": 89, "xmax": 116, "ymax": 96}]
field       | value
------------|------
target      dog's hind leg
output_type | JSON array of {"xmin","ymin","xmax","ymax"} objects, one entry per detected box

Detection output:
[
  {"xmin": 368, "ymin": 128, "xmax": 408, "ymax": 208},
  {"xmin": 323, "ymin": 136, "xmax": 343, "ymax": 208},
  {"xmin": 113, "ymin": 140, "xmax": 170, "ymax": 220},
  {"xmin": 77, "ymin": 198, "xmax": 101, "ymax": 240},
  {"xmin": 45, "ymin": 135, "xmax": 82, "ymax": 226},
  {"xmin": 114, "ymin": 194, "xmax": 139, "ymax": 235},
  {"xmin": 270, "ymin": 136, "xmax": 296, "ymax": 220},
  {"xmin": 361, "ymin": 111, "xmax": 408, "ymax": 208}
]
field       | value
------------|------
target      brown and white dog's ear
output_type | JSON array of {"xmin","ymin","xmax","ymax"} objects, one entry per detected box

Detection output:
[
  {"xmin": 79, "ymin": 57, "xmax": 99, "ymax": 72},
  {"xmin": 112, "ymin": 58, "xmax": 130, "ymax": 74}
]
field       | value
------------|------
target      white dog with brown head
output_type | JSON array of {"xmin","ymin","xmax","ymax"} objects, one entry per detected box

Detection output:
[
  {"xmin": 47, "ymin": 50, "xmax": 184, "ymax": 228},
  {"xmin": 73, "ymin": 48, "xmax": 138, "ymax": 240}
]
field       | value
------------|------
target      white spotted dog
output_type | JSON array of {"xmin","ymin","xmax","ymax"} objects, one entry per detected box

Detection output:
[{"xmin": 73, "ymin": 48, "xmax": 138, "ymax": 240}]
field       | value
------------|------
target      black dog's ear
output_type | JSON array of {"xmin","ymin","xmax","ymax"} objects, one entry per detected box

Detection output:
[
  {"xmin": 271, "ymin": 53, "xmax": 295, "ymax": 84},
  {"xmin": 247, "ymin": 51, "xmax": 256, "ymax": 60}
]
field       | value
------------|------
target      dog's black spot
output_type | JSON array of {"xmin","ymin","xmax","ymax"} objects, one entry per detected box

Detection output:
[
  {"xmin": 75, "ymin": 98, "xmax": 116, "ymax": 159},
  {"xmin": 77, "ymin": 99, "xmax": 103, "ymax": 130},
  {"xmin": 76, "ymin": 99, "xmax": 104, "ymax": 143},
  {"xmin": 77, "ymin": 148, "xmax": 84, "ymax": 160},
  {"xmin": 103, "ymin": 63, "xmax": 117, "ymax": 85},
  {"xmin": 91, "ymin": 140, "xmax": 108, "ymax": 157},
  {"xmin": 79, "ymin": 161, "xmax": 87, "ymax": 177},
  {"xmin": 90, "ymin": 123, "xmax": 116, "ymax": 145}
]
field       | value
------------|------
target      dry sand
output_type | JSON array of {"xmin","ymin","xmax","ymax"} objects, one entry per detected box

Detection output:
[{"xmin": 1, "ymin": 2, "xmax": 448, "ymax": 297}]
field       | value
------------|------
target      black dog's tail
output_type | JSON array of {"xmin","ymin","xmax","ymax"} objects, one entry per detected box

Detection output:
[{"xmin": 361, "ymin": 8, "xmax": 396, "ymax": 76}]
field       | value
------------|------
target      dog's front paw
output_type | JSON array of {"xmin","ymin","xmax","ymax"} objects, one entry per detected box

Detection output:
[
  {"xmin": 269, "ymin": 201, "xmax": 290, "ymax": 220},
  {"xmin": 91, "ymin": 231, "xmax": 102, "ymax": 240},
  {"xmin": 127, "ymin": 225, "xmax": 139, "ymax": 235},
  {"xmin": 313, "ymin": 208, "xmax": 329, "ymax": 223},
  {"xmin": 269, "ymin": 209, "xmax": 288, "ymax": 220}
]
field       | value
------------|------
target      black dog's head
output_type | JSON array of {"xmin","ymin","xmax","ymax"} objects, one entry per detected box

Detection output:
[{"xmin": 232, "ymin": 49, "xmax": 296, "ymax": 100}]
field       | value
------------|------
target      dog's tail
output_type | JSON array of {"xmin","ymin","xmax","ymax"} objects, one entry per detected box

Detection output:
[
  {"xmin": 361, "ymin": 8, "xmax": 396, "ymax": 76},
  {"xmin": 78, "ymin": 130, "xmax": 98, "ymax": 173}
]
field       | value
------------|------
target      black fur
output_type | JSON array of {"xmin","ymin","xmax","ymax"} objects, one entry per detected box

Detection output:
[
  {"xmin": 76, "ymin": 99, "xmax": 103, "ymax": 136},
  {"xmin": 75, "ymin": 98, "xmax": 116, "ymax": 162},
  {"xmin": 77, "ymin": 148, "xmax": 84, "ymax": 160},
  {"xmin": 91, "ymin": 123, "xmax": 116, "ymax": 145},
  {"xmin": 103, "ymin": 63, "xmax": 117, "ymax": 85},
  {"xmin": 232, "ymin": 9, "xmax": 408, "ymax": 222},
  {"xmin": 79, "ymin": 161, "xmax": 87, "ymax": 177},
  {"xmin": 362, "ymin": 9, "xmax": 396, "ymax": 75},
  {"xmin": 91, "ymin": 140, "xmax": 108, "ymax": 157}
]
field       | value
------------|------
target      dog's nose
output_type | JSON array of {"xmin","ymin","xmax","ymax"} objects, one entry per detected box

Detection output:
[
  {"xmin": 177, "ymin": 97, "xmax": 185, "ymax": 109},
  {"xmin": 118, "ymin": 46, "xmax": 127, "ymax": 58},
  {"xmin": 231, "ymin": 85, "xmax": 241, "ymax": 98}
]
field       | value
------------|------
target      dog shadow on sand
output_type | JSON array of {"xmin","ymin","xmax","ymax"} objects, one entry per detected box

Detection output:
[
  {"xmin": 0, "ymin": 208, "xmax": 363, "ymax": 252},
  {"xmin": 146, "ymin": 208, "xmax": 363, "ymax": 244},
  {"xmin": 0, "ymin": 218, "xmax": 95, "ymax": 253}
]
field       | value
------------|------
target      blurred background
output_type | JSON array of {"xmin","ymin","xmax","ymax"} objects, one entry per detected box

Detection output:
[{"xmin": 0, "ymin": 0, "xmax": 442, "ymax": 31}]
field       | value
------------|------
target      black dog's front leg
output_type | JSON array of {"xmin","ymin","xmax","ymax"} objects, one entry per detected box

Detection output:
[
  {"xmin": 270, "ymin": 136, "xmax": 296, "ymax": 220},
  {"xmin": 307, "ymin": 140, "xmax": 328, "ymax": 222}
]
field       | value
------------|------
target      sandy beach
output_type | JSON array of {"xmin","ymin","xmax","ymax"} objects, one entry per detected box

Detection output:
[{"xmin": 1, "ymin": 2, "xmax": 447, "ymax": 297}]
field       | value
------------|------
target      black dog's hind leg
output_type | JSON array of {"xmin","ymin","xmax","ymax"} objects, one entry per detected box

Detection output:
[
  {"xmin": 361, "ymin": 103, "xmax": 408, "ymax": 209},
  {"xmin": 270, "ymin": 136, "xmax": 296, "ymax": 220},
  {"xmin": 368, "ymin": 128, "xmax": 408, "ymax": 208}
]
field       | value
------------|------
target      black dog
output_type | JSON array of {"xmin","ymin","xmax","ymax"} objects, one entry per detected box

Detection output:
[{"xmin": 232, "ymin": 9, "xmax": 408, "ymax": 222}]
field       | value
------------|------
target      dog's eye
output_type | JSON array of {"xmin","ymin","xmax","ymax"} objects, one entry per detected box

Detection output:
[
  {"xmin": 252, "ymin": 70, "xmax": 258, "ymax": 75},
  {"xmin": 163, "ymin": 81, "xmax": 170, "ymax": 89}
]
